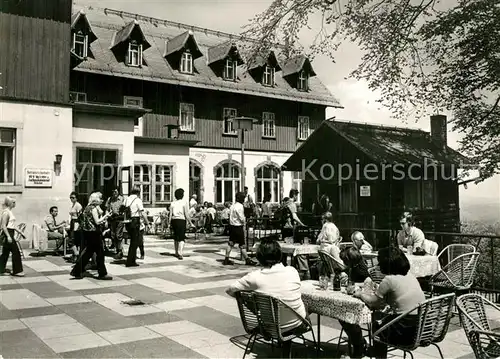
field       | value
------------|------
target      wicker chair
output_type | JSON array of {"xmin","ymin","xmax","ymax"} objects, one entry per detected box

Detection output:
[
  {"xmin": 318, "ymin": 249, "xmax": 346, "ymax": 276},
  {"xmin": 456, "ymin": 293, "xmax": 500, "ymax": 358},
  {"xmin": 373, "ymin": 293, "xmax": 455, "ymax": 359},
  {"xmin": 368, "ymin": 266, "xmax": 386, "ymax": 284},
  {"xmin": 429, "ymin": 252, "xmax": 480, "ymax": 296},
  {"xmin": 437, "ymin": 244, "xmax": 475, "ymax": 264},
  {"xmin": 234, "ymin": 291, "xmax": 317, "ymax": 359}
]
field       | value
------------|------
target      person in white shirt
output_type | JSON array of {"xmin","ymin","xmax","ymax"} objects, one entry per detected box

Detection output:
[
  {"xmin": 189, "ymin": 194, "xmax": 198, "ymax": 209},
  {"xmin": 222, "ymin": 192, "xmax": 256, "ymax": 266},
  {"xmin": 316, "ymin": 211, "xmax": 345, "ymax": 270},
  {"xmin": 168, "ymin": 188, "xmax": 193, "ymax": 259},
  {"xmin": 351, "ymin": 231, "xmax": 373, "ymax": 252},
  {"xmin": 397, "ymin": 212, "xmax": 425, "ymax": 252},
  {"xmin": 243, "ymin": 186, "xmax": 254, "ymax": 219},
  {"xmin": 124, "ymin": 185, "xmax": 149, "ymax": 267},
  {"xmin": 226, "ymin": 239, "xmax": 307, "ymax": 357},
  {"xmin": 0, "ymin": 196, "xmax": 26, "ymax": 277}
]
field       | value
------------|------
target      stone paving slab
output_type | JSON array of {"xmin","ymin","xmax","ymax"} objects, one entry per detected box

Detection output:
[{"xmin": 0, "ymin": 235, "xmax": 477, "ymax": 359}]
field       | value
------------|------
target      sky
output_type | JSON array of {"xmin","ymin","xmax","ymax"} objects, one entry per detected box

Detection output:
[{"xmin": 76, "ymin": 0, "xmax": 500, "ymax": 205}]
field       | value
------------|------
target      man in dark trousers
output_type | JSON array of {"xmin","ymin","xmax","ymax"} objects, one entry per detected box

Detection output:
[
  {"xmin": 105, "ymin": 188, "xmax": 124, "ymax": 259},
  {"xmin": 123, "ymin": 185, "xmax": 149, "ymax": 267}
]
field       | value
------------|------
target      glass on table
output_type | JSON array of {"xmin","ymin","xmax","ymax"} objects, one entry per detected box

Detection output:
[
  {"xmin": 407, "ymin": 245, "xmax": 413, "ymax": 254},
  {"xmin": 319, "ymin": 275, "xmax": 329, "ymax": 290}
]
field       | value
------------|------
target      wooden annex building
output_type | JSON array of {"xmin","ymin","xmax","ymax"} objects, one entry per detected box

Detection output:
[{"xmin": 282, "ymin": 115, "xmax": 468, "ymax": 246}]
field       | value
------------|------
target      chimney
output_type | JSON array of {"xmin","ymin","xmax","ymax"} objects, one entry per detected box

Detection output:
[{"xmin": 430, "ymin": 114, "xmax": 447, "ymax": 150}]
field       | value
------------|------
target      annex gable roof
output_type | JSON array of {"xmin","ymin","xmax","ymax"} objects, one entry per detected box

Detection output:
[
  {"xmin": 207, "ymin": 41, "xmax": 244, "ymax": 65},
  {"xmin": 71, "ymin": 10, "xmax": 97, "ymax": 43},
  {"xmin": 282, "ymin": 120, "xmax": 468, "ymax": 171},
  {"xmin": 111, "ymin": 19, "xmax": 151, "ymax": 50},
  {"xmin": 165, "ymin": 30, "xmax": 203, "ymax": 59},
  {"xmin": 282, "ymin": 55, "xmax": 316, "ymax": 77},
  {"xmin": 70, "ymin": 5, "xmax": 341, "ymax": 108}
]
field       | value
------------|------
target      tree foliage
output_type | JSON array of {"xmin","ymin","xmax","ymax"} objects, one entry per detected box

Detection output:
[{"xmin": 242, "ymin": 0, "xmax": 500, "ymax": 180}]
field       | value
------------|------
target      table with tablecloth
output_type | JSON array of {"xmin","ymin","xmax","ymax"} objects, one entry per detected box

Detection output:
[
  {"xmin": 252, "ymin": 242, "xmax": 319, "ymax": 256},
  {"xmin": 362, "ymin": 252, "xmax": 441, "ymax": 278},
  {"xmin": 301, "ymin": 280, "xmax": 372, "ymax": 349}
]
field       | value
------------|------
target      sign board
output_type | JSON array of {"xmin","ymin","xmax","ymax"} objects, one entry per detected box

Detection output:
[
  {"xmin": 360, "ymin": 185, "xmax": 371, "ymax": 197},
  {"xmin": 25, "ymin": 168, "xmax": 53, "ymax": 188}
]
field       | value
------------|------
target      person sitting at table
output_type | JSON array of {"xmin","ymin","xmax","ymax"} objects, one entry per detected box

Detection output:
[
  {"xmin": 316, "ymin": 212, "xmax": 344, "ymax": 264},
  {"xmin": 226, "ymin": 239, "xmax": 307, "ymax": 356},
  {"xmin": 337, "ymin": 246, "xmax": 371, "ymax": 358},
  {"xmin": 350, "ymin": 231, "xmax": 373, "ymax": 252},
  {"xmin": 353, "ymin": 246, "xmax": 426, "ymax": 359},
  {"xmin": 397, "ymin": 212, "xmax": 425, "ymax": 252},
  {"xmin": 44, "ymin": 206, "xmax": 69, "ymax": 249}
]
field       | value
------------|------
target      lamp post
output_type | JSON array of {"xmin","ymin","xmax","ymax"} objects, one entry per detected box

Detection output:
[{"xmin": 232, "ymin": 117, "xmax": 258, "ymax": 191}]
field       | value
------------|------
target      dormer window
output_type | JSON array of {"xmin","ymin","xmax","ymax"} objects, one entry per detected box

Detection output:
[
  {"xmin": 127, "ymin": 40, "xmax": 142, "ymax": 67},
  {"xmin": 180, "ymin": 51, "xmax": 193, "ymax": 74},
  {"xmin": 263, "ymin": 65, "xmax": 275, "ymax": 86},
  {"xmin": 223, "ymin": 59, "xmax": 237, "ymax": 81},
  {"xmin": 297, "ymin": 70, "xmax": 309, "ymax": 91},
  {"xmin": 72, "ymin": 31, "xmax": 88, "ymax": 58}
]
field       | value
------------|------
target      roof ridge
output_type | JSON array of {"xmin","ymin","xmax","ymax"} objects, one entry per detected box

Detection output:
[
  {"xmin": 327, "ymin": 118, "xmax": 428, "ymax": 134},
  {"xmin": 93, "ymin": 7, "xmax": 286, "ymax": 49}
]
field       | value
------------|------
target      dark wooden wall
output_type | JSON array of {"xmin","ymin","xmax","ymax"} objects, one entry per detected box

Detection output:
[
  {"xmin": 1, "ymin": 0, "xmax": 72, "ymax": 22},
  {"xmin": 71, "ymin": 72, "xmax": 326, "ymax": 152},
  {"xmin": 0, "ymin": 3, "xmax": 71, "ymax": 104}
]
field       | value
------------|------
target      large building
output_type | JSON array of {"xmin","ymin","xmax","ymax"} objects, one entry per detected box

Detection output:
[
  {"xmin": 0, "ymin": 2, "xmax": 340, "ymax": 240},
  {"xmin": 69, "ymin": 6, "xmax": 340, "ymax": 209}
]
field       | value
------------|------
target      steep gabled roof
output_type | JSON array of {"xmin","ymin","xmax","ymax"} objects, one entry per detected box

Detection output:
[
  {"xmin": 111, "ymin": 20, "xmax": 151, "ymax": 50},
  {"xmin": 165, "ymin": 30, "xmax": 203, "ymax": 59},
  {"xmin": 247, "ymin": 51, "xmax": 281, "ymax": 72},
  {"xmin": 207, "ymin": 41, "xmax": 244, "ymax": 65},
  {"xmin": 282, "ymin": 120, "xmax": 468, "ymax": 170},
  {"xmin": 71, "ymin": 6, "xmax": 341, "ymax": 108},
  {"xmin": 282, "ymin": 55, "xmax": 316, "ymax": 77},
  {"xmin": 71, "ymin": 10, "xmax": 97, "ymax": 43}
]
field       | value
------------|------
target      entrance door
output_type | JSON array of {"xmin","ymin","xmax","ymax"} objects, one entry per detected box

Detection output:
[
  {"xmin": 189, "ymin": 160, "xmax": 202, "ymax": 201},
  {"xmin": 75, "ymin": 148, "xmax": 118, "ymax": 206}
]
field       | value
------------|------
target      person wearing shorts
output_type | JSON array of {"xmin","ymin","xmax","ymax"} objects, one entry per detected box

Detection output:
[
  {"xmin": 168, "ymin": 188, "xmax": 193, "ymax": 260},
  {"xmin": 223, "ymin": 191, "xmax": 256, "ymax": 266}
]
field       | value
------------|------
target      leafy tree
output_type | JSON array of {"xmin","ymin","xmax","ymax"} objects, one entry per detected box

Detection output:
[{"xmin": 242, "ymin": 0, "xmax": 500, "ymax": 181}]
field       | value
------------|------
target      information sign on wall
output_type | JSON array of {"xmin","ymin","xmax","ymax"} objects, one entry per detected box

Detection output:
[
  {"xmin": 25, "ymin": 168, "xmax": 53, "ymax": 188},
  {"xmin": 360, "ymin": 185, "xmax": 371, "ymax": 197}
]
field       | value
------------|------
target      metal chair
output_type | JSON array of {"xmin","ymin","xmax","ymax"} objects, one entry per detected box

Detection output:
[
  {"xmin": 437, "ymin": 244, "xmax": 475, "ymax": 265},
  {"xmin": 14, "ymin": 223, "xmax": 27, "ymax": 259},
  {"xmin": 373, "ymin": 293, "xmax": 455, "ymax": 359},
  {"xmin": 429, "ymin": 252, "xmax": 480, "ymax": 296},
  {"xmin": 318, "ymin": 249, "xmax": 346, "ymax": 276},
  {"xmin": 456, "ymin": 293, "xmax": 500, "ymax": 358},
  {"xmin": 368, "ymin": 265, "xmax": 386, "ymax": 284},
  {"xmin": 234, "ymin": 290, "xmax": 318, "ymax": 359}
]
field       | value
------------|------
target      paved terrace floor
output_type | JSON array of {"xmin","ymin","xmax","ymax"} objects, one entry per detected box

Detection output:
[{"xmin": 0, "ymin": 235, "xmax": 477, "ymax": 359}]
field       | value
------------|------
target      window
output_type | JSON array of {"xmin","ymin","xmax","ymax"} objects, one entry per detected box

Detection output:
[
  {"xmin": 124, "ymin": 96, "xmax": 143, "ymax": 127},
  {"xmin": 134, "ymin": 164, "xmax": 174, "ymax": 205},
  {"xmin": 256, "ymin": 165, "xmax": 280, "ymax": 203},
  {"xmin": 262, "ymin": 112, "xmax": 275, "ymax": 138},
  {"xmin": 292, "ymin": 172, "xmax": 302, "ymax": 203},
  {"xmin": 189, "ymin": 160, "xmax": 202, "ymax": 200},
  {"xmin": 223, "ymin": 108, "xmax": 237, "ymax": 135},
  {"xmin": 72, "ymin": 31, "xmax": 88, "ymax": 58},
  {"xmin": 179, "ymin": 103, "xmax": 195, "ymax": 132},
  {"xmin": 180, "ymin": 51, "xmax": 193, "ymax": 74},
  {"xmin": 297, "ymin": 116, "xmax": 310, "ymax": 140},
  {"xmin": 339, "ymin": 182, "xmax": 357, "ymax": 213},
  {"xmin": 404, "ymin": 180, "xmax": 436, "ymax": 209},
  {"xmin": 215, "ymin": 163, "xmax": 240, "ymax": 203},
  {"xmin": 297, "ymin": 70, "xmax": 308, "ymax": 91},
  {"xmin": 155, "ymin": 165, "xmax": 172, "ymax": 203},
  {"xmin": 0, "ymin": 129, "xmax": 15, "ymax": 184},
  {"xmin": 127, "ymin": 41, "xmax": 142, "ymax": 67},
  {"xmin": 223, "ymin": 59, "xmax": 237, "ymax": 80},
  {"xmin": 262, "ymin": 65, "xmax": 275, "ymax": 86},
  {"xmin": 134, "ymin": 164, "xmax": 152, "ymax": 204},
  {"xmin": 69, "ymin": 91, "xmax": 87, "ymax": 103}
]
